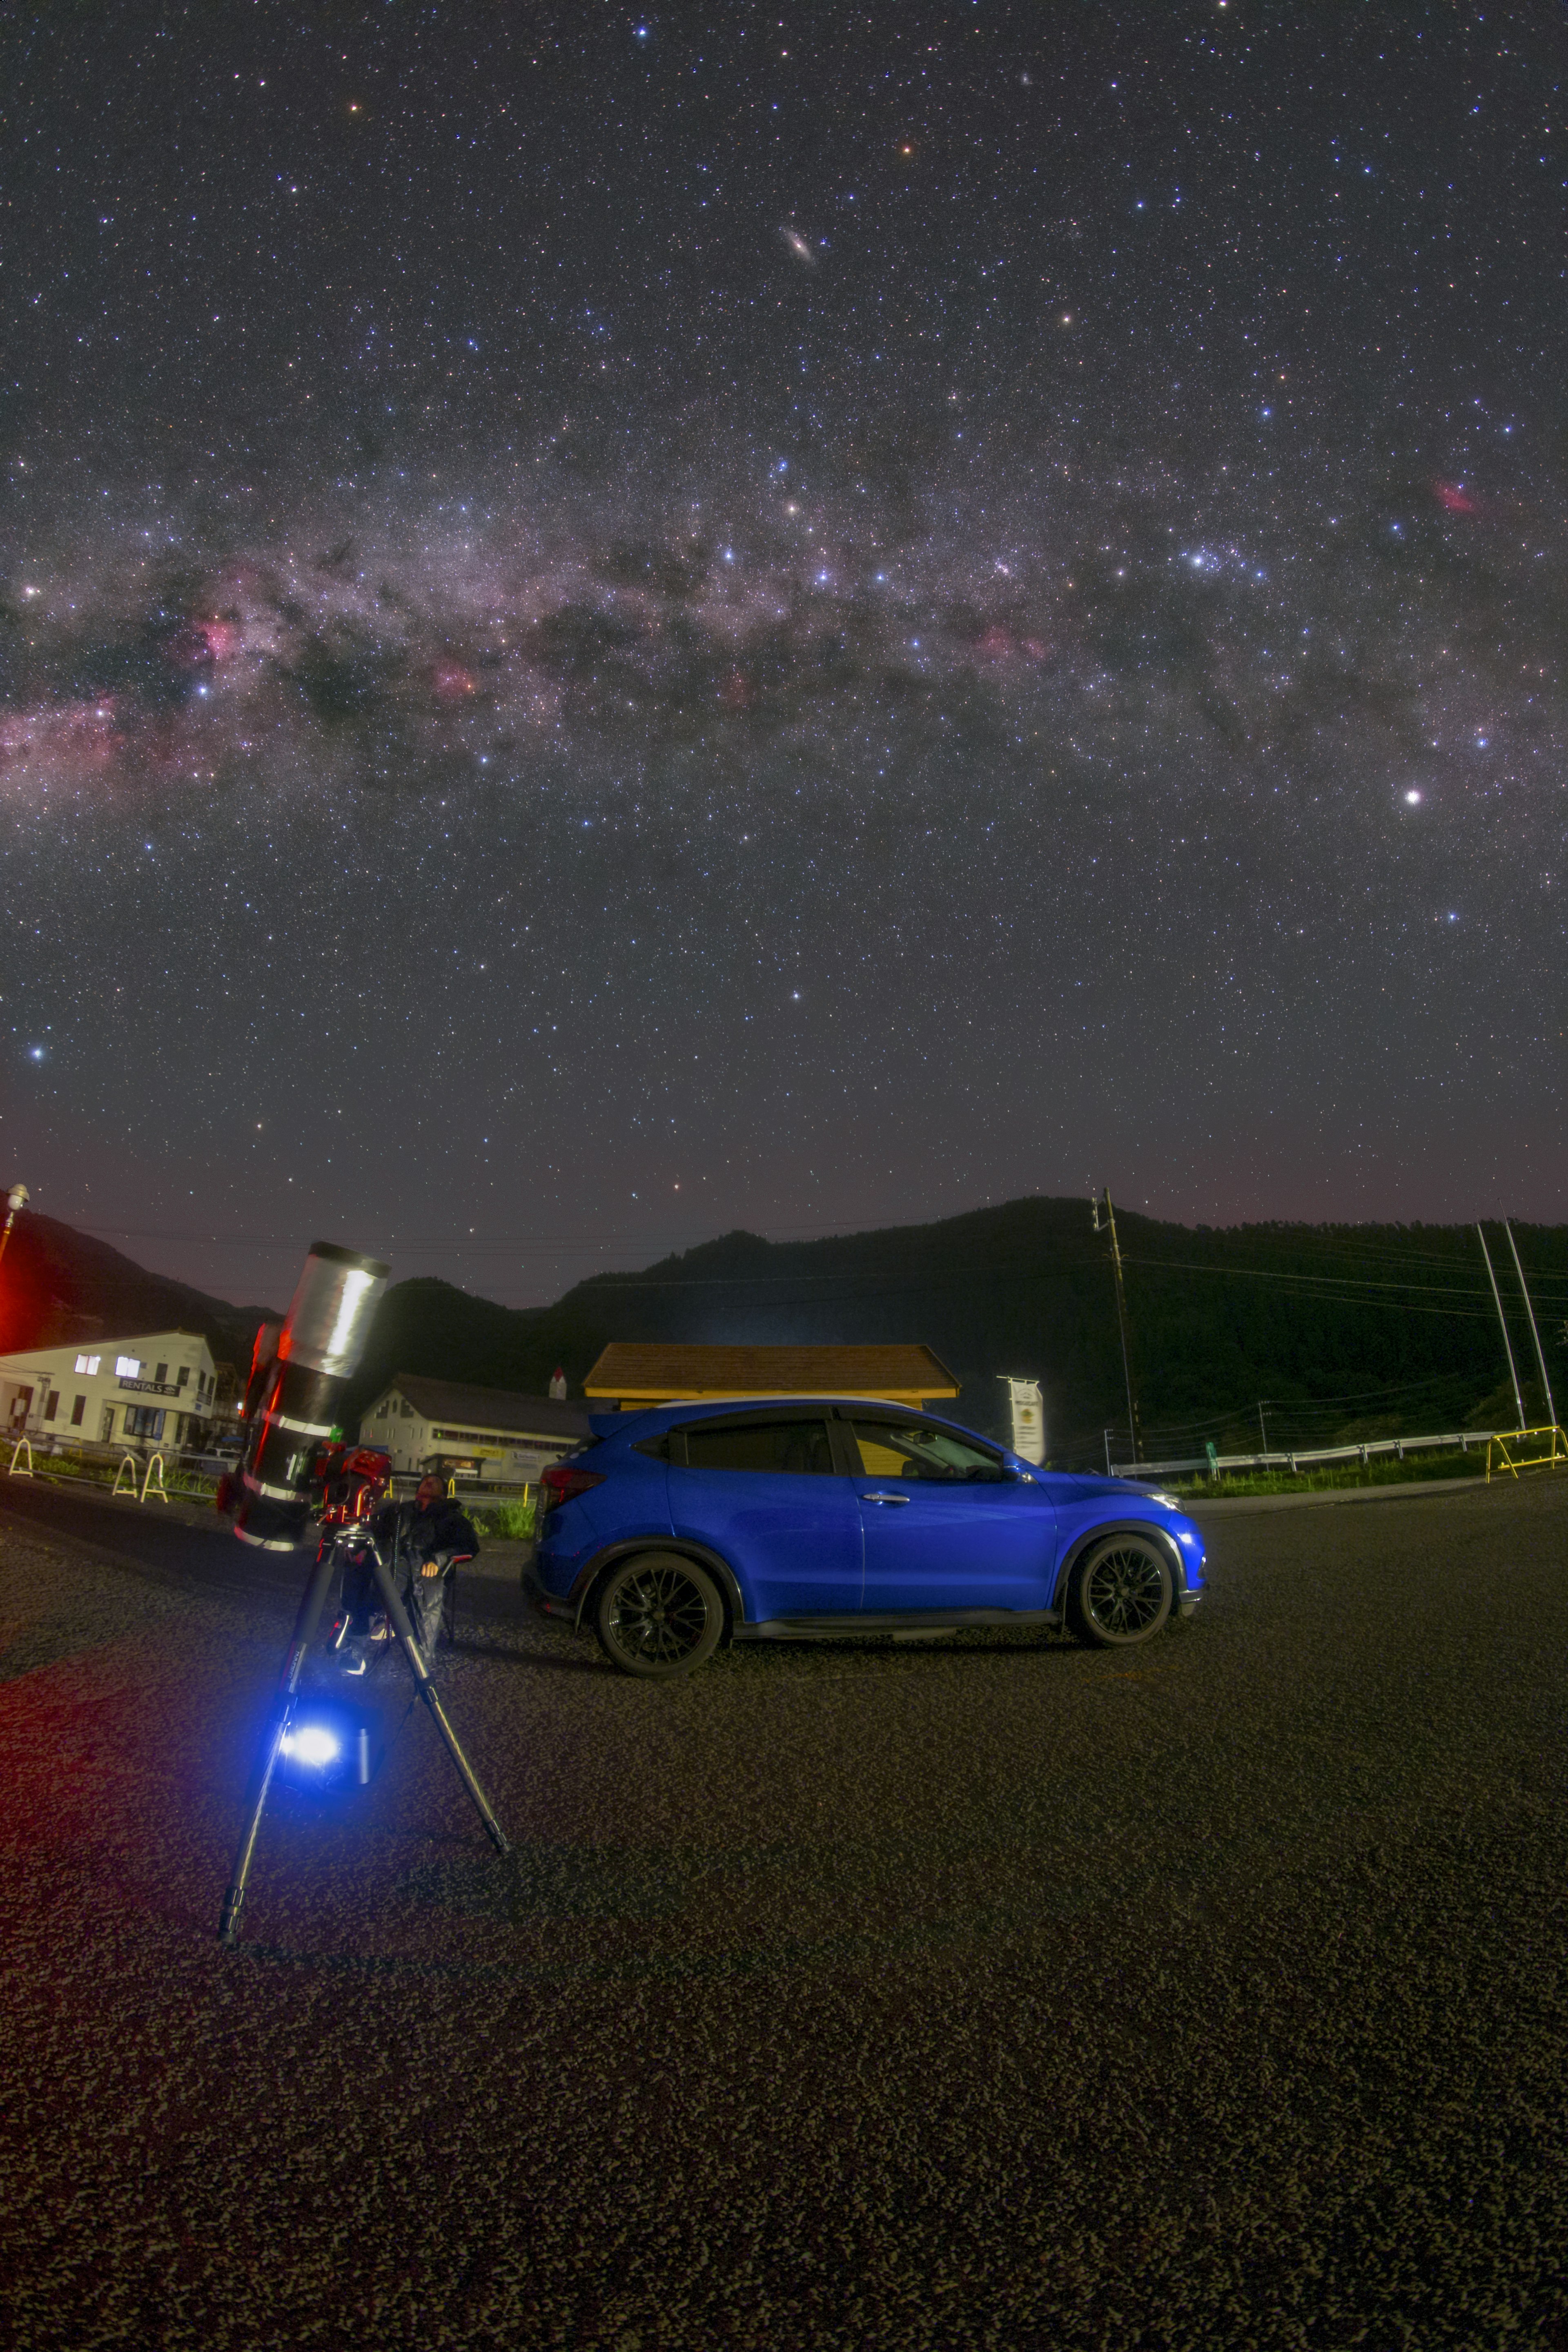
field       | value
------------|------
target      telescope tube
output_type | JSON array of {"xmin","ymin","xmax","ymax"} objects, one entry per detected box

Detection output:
[{"xmin": 232, "ymin": 1242, "xmax": 390, "ymax": 1552}]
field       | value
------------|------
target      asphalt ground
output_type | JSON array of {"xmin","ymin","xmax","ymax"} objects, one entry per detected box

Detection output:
[{"xmin": 2, "ymin": 1476, "xmax": 1566, "ymax": 2351}]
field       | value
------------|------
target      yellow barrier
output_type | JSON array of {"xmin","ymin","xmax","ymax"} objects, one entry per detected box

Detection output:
[
  {"xmin": 1485, "ymin": 1426, "xmax": 1568, "ymax": 1482},
  {"xmin": 111, "ymin": 1449, "xmax": 171, "ymax": 1502},
  {"xmin": 7, "ymin": 1436, "xmax": 34, "ymax": 1478}
]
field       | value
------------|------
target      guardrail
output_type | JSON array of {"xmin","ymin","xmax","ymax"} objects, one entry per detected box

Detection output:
[
  {"xmin": 1485, "ymin": 1426, "xmax": 1567, "ymax": 1482},
  {"xmin": 1110, "ymin": 1430, "xmax": 1510, "ymax": 1480}
]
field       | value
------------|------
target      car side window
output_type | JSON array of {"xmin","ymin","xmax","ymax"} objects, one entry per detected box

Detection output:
[
  {"xmin": 847, "ymin": 1417, "xmax": 1006, "ymax": 1483},
  {"xmin": 675, "ymin": 1415, "xmax": 838, "ymax": 1474}
]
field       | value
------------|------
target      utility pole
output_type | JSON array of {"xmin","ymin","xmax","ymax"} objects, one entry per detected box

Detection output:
[
  {"xmin": 0, "ymin": 1183, "xmax": 27, "ymax": 1271},
  {"xmin": 1091, "ymin": 1188, "xmax": 1142, "ymax": 1466},
  {"xmin": 1503, "ymin": 1218, "xmax": 1557, "ymax": 1430},
  {"xmin": 1257, "ymin": 1399, "xmax": 1270, "ymax": 1455},
  {"xmin": 1476, "ymin": 1223, "xmax": 1525, "ymax": 1431}
]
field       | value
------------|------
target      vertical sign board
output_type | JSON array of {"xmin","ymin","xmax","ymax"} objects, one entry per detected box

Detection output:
[{"xmin": 1002, "ymin": 1377, "xmax": 1046, "ymax": 1466}]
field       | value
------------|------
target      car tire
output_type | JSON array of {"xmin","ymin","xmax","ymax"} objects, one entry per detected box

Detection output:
[
  {"xmin": 594, "ymin": 1552, "xmax": 725, "ymax": 1679},
  {"xmin": 1067, "ymin": 1534, "xmax": 1173, "ymax": 1648}
]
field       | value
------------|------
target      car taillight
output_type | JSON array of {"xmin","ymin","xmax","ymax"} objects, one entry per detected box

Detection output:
[{"xmin": 539, "ymin": 1463, "xmax": 606, "ymax": 1515}]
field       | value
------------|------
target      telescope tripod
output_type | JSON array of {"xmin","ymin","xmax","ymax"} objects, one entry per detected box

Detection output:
[{"xmin": 218, "ymin": 1524, "xmax": 509, "ymax": 1946}]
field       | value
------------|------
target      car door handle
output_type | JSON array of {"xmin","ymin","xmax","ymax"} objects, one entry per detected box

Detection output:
[{"xmin": 863, "ymin": 1490, "xmax": 911, "ymax": 1505}]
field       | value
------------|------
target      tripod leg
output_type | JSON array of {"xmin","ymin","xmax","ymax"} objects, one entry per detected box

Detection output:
[
  {"xmin": 217, "ymin": 1540, "xmax": 342, "ymax": 1945},
  {"xmin": 368, "ymin": 1550, "xmax": 509, "ymax": 1856}
]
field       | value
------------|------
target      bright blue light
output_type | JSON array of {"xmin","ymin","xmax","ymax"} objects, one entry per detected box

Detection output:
[{"xmin": 281, "ymin": 1725, "xmax": 341, "ymax": 1767}]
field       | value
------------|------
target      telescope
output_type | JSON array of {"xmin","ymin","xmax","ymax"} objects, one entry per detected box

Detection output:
[
  {"xmin": 217, "ymin": 1239, "xmax": 508, "ymax": 1946},
  {"xmin": 232, "ymin": 1243, "xmax": 388, "ymax": 1551}
]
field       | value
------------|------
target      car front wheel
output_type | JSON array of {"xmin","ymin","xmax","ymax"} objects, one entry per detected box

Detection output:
[
  {"xmin": 1068, "ymin": 1535, "xmax": 1173, "ymax": 1648},
  {"xmin": 594, "ymin": 1552, "xmax": 725, "ymax": 1679}
]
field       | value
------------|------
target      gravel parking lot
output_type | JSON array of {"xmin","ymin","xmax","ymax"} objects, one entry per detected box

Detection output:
[{"xmin": 2, "ymin": 1475, "xmax": 1566, "ymax": 2351}]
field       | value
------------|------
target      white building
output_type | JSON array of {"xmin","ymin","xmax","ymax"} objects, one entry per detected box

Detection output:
[
  {"xmin": 0, "ymin": 1329, "xmax": 218, "ymax": 1451},
  {"xmin": 360, "ymin": 1373, "xmax": 589, "ymax": 1484}
]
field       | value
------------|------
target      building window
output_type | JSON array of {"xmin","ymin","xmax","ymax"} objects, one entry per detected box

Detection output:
[
  {"xmin": 75, "ymin": 1353, "xmax": 101, "ymax": 1376},
  {"xmin": 123, "ymin": 1405, "xmax": 165, "ymax": 1441},
  {"xmin": 176, "ymin": 1366, "xmax": 189, "ymax": 1389},
  {"xmin": 154, "ymin": 1363, "xmax": 168, "ymax": 1385},
  {"xmin": 70, "ymin": 1395, "xmax": 86, "ymax": 1427},
  {"xmin": 116, "ymin": 1356, "xmax": 141, "ymax": 1379},
  {"xmin": 44, "ymin": 1391, "xmax": 59, "ymax": 1421},
  {"xmin": 401, "ymin": 1400, "xmax": 413, "ymax": 1418}
]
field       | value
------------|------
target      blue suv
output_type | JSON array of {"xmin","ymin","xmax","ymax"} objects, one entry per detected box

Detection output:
[{"xmin": 527, "ymin": 1396, "xmax": 1205, "ymax": 1678}]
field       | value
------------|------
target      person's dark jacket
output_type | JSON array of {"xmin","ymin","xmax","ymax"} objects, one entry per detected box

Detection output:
[{"xmin": 371, "ymin": 1497, "xmax": 482, "ymax": 1568}]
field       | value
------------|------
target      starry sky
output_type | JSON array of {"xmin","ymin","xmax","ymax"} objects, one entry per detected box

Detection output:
[{"xmin": 2, "ymin": 2, "xmax": 1564, "ymax": 1310}]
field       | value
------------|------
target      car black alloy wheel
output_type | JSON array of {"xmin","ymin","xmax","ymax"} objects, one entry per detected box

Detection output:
[
  {"xmin": 595, "ymin": 1552, "xmax": 724, "ymax": 1679},
  {"xmin": 1069, "ymin": 1534, "xmax": 1173, "ymax": 1648}
]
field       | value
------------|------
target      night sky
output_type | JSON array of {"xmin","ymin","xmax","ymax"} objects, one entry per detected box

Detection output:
[{"xmin": 2, "ymin": 3, "xmax": 1564, "ymax": 1310}]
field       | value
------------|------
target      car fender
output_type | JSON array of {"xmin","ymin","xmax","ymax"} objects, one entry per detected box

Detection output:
[
  {"xmin": 1049, "ymin": 1518, "xmax": 1189, "ymax": 1614},
  {"xmin": 567, "ymin": 1537, "xmax": 748, "ymax": 1631}
]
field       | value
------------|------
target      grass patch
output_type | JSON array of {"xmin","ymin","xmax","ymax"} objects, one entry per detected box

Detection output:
[
  {"xmin": 471, "ymin": 1497, "xmax": 537, "ymax": 1541},
  {"xmin": 23, "ymin": 1453, "xmax": 220, "ymax": 1503},
  {"xmin": 1173, "ymin": 1449, "xmax": 1494, "ymax": 1500}
]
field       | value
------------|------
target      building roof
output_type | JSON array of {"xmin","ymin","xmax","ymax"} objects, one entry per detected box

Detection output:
[
  {"xmin": 0, "ymin": 1329, "xmax": 213, "ymax": 1374},
  {"xmin": 583, "ymin": 1341, "xmax": 960, "ymax": 1404},
  {"xmin": 378, "ymin": 1372, "xmax": 591, "ymax": 1441}
]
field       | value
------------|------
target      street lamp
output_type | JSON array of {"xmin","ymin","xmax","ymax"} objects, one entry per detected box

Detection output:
[{"xmin": 0, "ymin": 1183, "xmax": 27, "ymax": 1269}]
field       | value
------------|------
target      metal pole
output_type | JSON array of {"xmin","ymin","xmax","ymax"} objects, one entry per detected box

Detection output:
[
  {"xmin": 368, "ymin": 1547, "xmax": 509, "ymax": 1856},
  {"xmin": 1258, "ymin": 1400, "xmax": 1270, "ymax": 1455},
  {"xmin": 1477, "ymin": 1224, "xmax": 1526, "ymax": 1430},
  {"xmin": 0, "ymin": 1183, "xmax": 28, "ymax": 1270},
  {"xmin": 1503, "ymin": 1218, "xmax": 1557, "ymax": 1428},
  {"xmin": 1094, "ymin": 1190, "xmax": 1143, "ymax": 1465},
  {"xmin": 218, "ymin": 1538, "xmax": 342, "ymax": 1944}
]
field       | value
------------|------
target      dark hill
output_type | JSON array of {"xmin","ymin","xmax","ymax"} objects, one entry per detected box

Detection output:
[
  {"xmin": 341, "ymin": 1198, "xmax": 1568, "ymax": 1467},
  {"xmin": 0, "ymin": 1209, "xmax": 276, "ymax": 1379},
  {"xmin": 9, "ymin": 1197, "xmax": 1561, "ymax": 1467}
]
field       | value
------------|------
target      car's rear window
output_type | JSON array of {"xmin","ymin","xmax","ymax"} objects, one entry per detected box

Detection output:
[{"xmin": 671, "ymin": 1416, "xmax": 837, "ymax": 1475}]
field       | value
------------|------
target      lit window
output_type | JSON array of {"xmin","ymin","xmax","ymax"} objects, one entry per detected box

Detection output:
[
  {"xmin": 75, "ymin": 1354, "xmax": 101, "ymax": 1376},
  {"xmin": 116, "ymin": 1356, "xmax": 141, "ymax": 1379}
]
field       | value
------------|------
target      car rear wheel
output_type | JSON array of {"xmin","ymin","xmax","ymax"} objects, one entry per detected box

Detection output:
[
  {"xmin": 1068, "ymin": 1535, "xmax": 1173, "ymax": 1648},
  {"xmin": 595, "ymin": 1552, "xmax": 725, "ymax": 1679}
]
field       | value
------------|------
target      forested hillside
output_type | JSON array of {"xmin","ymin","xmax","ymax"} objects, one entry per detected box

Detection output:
[
  {"xmin": 7, "ymin": 1197, "xmax": 1559, "ymax": 1468},
  {"xmin": 342, "ymin": 1199, "xmax": 1568, "ymax": 1466},
  {"xmin": 0, "ymin": 1210, "xmax": 274, "ymax": 1378}
]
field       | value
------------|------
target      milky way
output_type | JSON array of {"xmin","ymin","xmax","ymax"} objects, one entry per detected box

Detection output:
[{"xmin": 1, "ymin": 4, "xmax": 1563, "ymax": 1305}]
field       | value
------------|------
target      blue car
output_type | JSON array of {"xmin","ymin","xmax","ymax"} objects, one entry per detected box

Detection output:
[{"xmin": 527, "ymin": 1395, "xmax": 1205, "ymax": 1678}]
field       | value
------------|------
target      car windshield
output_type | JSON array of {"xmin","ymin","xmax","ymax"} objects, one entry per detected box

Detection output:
[{"xmin": 848, "ymin": 1417, "xmax": 1006, "ymax": 1483}]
